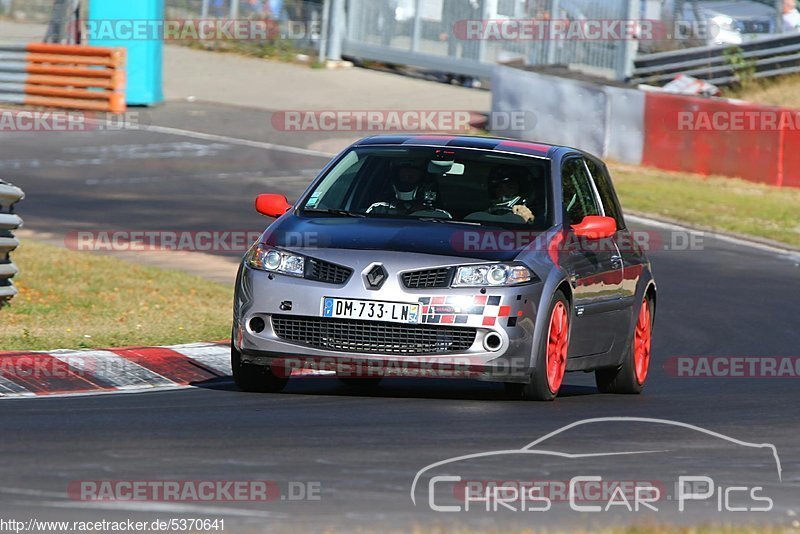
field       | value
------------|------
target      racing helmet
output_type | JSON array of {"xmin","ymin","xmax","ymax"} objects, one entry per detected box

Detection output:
[
  {"xmin": 489, "ymin": 166, "xmax": 526, "ymax": 208},
  {"xmin": 392, "ymin": 164, "xmax": 425, "ymax": 202}
]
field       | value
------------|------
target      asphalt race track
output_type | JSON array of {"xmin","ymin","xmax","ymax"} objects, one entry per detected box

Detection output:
[{"xmin": 1, "ymin": 102, "xmax": 799, "ymax": 532}]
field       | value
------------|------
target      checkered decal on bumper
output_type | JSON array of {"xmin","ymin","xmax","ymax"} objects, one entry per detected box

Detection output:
[{"xmin": 419, "ymin": 295, "xmax": 516, "ymax": 327}]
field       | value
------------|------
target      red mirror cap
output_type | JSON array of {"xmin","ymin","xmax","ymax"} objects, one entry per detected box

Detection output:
[
  {"xmin": 571, "ymin": 216, "xmax": 617, "ymax": 240},
  {"xmin": 255, "ymin": 194, "xmax": 292, "ymax": 218}
]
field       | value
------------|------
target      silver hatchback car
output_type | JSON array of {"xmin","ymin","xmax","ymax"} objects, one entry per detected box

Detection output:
[{"xmin": 232, "ymin": 135, "xmax": 656, "ymax": 401}]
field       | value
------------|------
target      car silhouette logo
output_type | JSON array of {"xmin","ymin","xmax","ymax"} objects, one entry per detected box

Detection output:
[{"xmin": 365, "ymin": 264, "xmax": 388, "ymax": 290}]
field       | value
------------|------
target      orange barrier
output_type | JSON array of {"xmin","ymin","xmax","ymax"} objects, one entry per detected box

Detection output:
[{"xmin": 0, "ymin": 43, "xmax": 126, "ymax": 114}]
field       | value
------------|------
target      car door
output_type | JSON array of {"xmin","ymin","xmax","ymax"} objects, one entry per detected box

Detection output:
[
  {"xmin": 585, "ymin": 159, "xmax": 645, "ymax": 307},
  {"xmin": 560, "ymin": 157, "xmax": 625, "ymax": 358}
]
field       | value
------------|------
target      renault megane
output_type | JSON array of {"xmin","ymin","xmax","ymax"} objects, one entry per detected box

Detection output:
[{"xmin": 231, "ymin": 135, "xmax": 656, "ymax": 401}]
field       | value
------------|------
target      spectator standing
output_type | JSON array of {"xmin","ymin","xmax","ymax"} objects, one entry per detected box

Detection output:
[
  {"xmin": 784, "ymin": 0, "xmax": 800, "ymax": 31},
  {"xmin": 440, "ymin": 0, "xmax": 483, "ymax": 87}
]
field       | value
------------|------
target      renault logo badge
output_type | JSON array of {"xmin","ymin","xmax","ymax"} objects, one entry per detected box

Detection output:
[{"xmin": 364, "ymin": 264, "xmax": 388, "ymax": 290}]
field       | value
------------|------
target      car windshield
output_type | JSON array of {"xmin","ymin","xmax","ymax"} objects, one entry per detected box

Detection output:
[{"xmin": 300, "ymin": 146, "xmax": 552, "ymax": 229}]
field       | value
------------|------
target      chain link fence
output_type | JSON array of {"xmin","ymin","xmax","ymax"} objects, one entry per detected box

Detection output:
[{"xmin": 343, "ymin": 0, "xmax": 638, "ymax": 80}]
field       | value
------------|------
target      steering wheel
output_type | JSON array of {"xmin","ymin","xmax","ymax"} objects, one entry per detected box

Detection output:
[{"xmin": 488, "ymin": 206, "xmax": 514, "ymax": 215}]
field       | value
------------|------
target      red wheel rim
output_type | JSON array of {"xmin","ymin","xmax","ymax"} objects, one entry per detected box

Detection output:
[
  {"xmin": 546, "ymin": 301, "xmax": 569, "ymax": 394},
  {"xmin": 634, "ymin": 299, "xmax": 652, "ymax": 385}
]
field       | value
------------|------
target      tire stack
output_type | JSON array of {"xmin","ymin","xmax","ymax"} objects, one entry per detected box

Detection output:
[{"xmin": 0, "ymin": 180, "xmax": 24, "ymax": 305}]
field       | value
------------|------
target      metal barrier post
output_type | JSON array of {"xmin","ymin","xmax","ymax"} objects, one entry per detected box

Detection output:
[
  {"xmin": 616, "ymin": 0, "xmax": 638, "ymax": 80},
  {"xmin": 411, "ymin": 0, "xmax": 422, "ymax": 52},
  {"xmin": 546, "ymin": 0, "xmax": 561, "ymax": 65},
  {"xmin": 230, "ymin": 0, "xmax": 239, "ymax": 20},
  {"xmin": 318, "ymin": 0, "xmax": 331, "ymax": 63},
  {"xmin": 327, "ymin": 0, "xmax": 345, "ymax": 61},
  {"xmin": 201, "ymin": 0, "xmax": 210, "ymax": 19},
  {"xmin": 477, "ymin": 0, "xmax": 488, "ymax": 62}
]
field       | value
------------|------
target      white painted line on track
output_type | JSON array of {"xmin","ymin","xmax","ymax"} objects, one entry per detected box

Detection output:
[
  {"xmin": 0, "ymin": 385, "xmax": 197, "ymax": 401},
  {"xmin": 627, "ymin": 214, "xmax": 800, "ymax": 261},
  {"xmin": 132, "ymin": 123, "xmax": 334, "ymax": 159}
]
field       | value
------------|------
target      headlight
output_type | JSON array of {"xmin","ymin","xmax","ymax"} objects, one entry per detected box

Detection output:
[
  {"xmin": 710, "ymin": 14, "xmax": 735, "ymax": 32},
  {"xmin": 246, "ymin": 244, "xmax": 305, "ymax": 276},
  {"xmin": 452, "ymin": 263, "xmax": 534, "ymax": 287}
]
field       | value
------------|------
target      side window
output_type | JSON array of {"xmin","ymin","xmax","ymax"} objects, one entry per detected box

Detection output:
[
  {"xmin": 561, "ymin": 158, "xmax": 600, "ymax": 225},
  {"xmin": 585, "ymin": 159, "xmax": 625, "ymax": 229}
]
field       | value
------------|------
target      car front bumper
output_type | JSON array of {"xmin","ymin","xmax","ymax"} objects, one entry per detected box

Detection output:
[{"xmin": 233, "ymin": 250, "xmax": 544, "ymax": 383}]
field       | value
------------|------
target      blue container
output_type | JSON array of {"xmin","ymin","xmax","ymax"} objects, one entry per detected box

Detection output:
[{"xmin": 88, "ymin": 0, "xmax": 164, "ymax": 106}]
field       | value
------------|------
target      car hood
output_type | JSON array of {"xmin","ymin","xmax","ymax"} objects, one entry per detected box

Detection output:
[
  {"xmin": 699, "ymin": 1, "xmax": 776, "ymax": 19},
  {"xmin": 261, "ymin": 216, "xmax": 527, "ymax": 262}
]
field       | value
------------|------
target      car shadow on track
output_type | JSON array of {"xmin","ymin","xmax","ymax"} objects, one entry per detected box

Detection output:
[{"xmin": 195, "ymin": 378, "xmax": 598, "ymax": 401}]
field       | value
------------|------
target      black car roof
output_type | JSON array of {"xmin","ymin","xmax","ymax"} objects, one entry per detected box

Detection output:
[{"xmin": 354, "ymin": 134, "xmax": 558, "ymax": 158}]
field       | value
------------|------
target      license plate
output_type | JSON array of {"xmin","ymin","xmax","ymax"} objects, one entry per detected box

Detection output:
[{"xmin": 322, "ymin": 297, "xmax": 421, "ymax": 324}]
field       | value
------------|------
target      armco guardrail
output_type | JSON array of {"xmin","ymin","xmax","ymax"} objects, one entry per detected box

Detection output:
[
  {"xmin": 0, "ymin": 181, "xmax": 24, "ymax": 303},
  {"xmin": 0, "ymin": 43, "xmax": 126, "ymax": 113},
  {"xmin": 632, "ymin": 33, "xmax": 800, "ymax": 87}
]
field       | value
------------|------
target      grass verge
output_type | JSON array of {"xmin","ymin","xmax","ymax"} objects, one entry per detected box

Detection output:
[
  {"xmin": 609, "ymin": 163, "xmax": 800, "ymax": 248},
  {"xmin": 0, "ymin": 240, "xmax": 232, "ymax": 351},
  {"xmin": 183, "ymin": 39, "xmax": 324, "ymax": 67},
  {"xmin": 723, "ymin": 74, "xmax": 800, "ymax": 109}
]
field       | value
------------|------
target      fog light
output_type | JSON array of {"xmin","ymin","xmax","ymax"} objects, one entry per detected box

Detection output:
[
  {"xmin": 249, "ymin": 317, "xmax": 266, "ymax": 333},
  {"xmin": 484, "ymin": 332, "xmax": 503, "ymax": 352}
]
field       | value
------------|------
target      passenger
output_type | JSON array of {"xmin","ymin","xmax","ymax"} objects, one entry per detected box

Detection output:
[{"xmin": 486, "ymin": 166, "xmax": 535, "ymax": 223}]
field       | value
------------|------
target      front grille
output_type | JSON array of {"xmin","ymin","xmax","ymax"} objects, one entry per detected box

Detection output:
[
  {"xmin": 305, "ymin": 258, "xmax": 352, "ymax": 284},
  {"xmin": 402, "ymin": 267, "xmax": 453, "ymax": 289},
  {"xmin": 272, "ymin": 315, "xmax": 477, "ymax": 355},
  {"xmin": 740, "ymin": 20, "xmax": 771, "ymax": 33}
]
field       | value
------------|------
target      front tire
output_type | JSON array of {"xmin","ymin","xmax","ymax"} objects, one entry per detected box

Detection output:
[
  {"xmin": 231, "ymin": 344, "xmax": 288, "ymax": 393},
  {"xmin": 596, "ymin": 297, "xmax": 653, "ymax": 394},
  {"xmin": 506, "ymin": 291, "xmax": 570, "ymax": 401}
]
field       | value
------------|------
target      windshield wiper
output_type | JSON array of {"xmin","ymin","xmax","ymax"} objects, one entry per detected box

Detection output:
[
  {"xmin": 416, "ymin": 217, "xmax": 481, "ymax": 226},
  {"xmin": 304, "ymin": 209, "xmax": 365, "ymax": 218}
]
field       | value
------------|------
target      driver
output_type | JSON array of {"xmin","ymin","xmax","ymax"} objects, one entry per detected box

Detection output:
[
  {"xmin": 487, "ymin": 166, "xmax": 535, "ymax": 223},
  {"xmin": 367, "ymin": 164, "xmax": 429, "ymax": 215}
]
